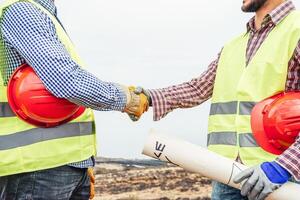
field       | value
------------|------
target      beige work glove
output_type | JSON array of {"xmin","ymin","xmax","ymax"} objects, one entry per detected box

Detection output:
[
  {"xmin": 128, "ymin": 86, "xmax": 152, "ymax": 121},
  {"xmin": 87, "ymin": 168, "xmax": 95, "ymax": 199},
  {"xmin": 122, "ymin": 86, "xmax": 149, "ymax": 119}
]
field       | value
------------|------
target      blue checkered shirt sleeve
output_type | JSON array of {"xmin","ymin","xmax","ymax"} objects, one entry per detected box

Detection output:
[{"xmin": 1, "ymin": 2, "xmax": 127, "ymax": 112}]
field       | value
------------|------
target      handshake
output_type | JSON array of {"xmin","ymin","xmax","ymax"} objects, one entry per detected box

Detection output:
[{"xmin": 122, "ymin": 86, "xmax": 151, "ymax": 121}]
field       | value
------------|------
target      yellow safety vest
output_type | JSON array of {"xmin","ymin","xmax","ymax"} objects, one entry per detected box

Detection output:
[
  {"xmin": 207, "ymin": 11, "xmax": 300, "ymax": 166},
  {"xmin": 0, "ymin": 0, "xmax": 96, "ymax": 176}
]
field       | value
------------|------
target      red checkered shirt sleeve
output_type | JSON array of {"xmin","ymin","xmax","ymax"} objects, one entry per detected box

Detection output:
[
  {"xmin": 276, "ymin": 136, "xmax": 300, "ymax": 181},
  {"xmin": 148, "ymin": 52, "xmax": 221, "ymax": 121},
  {"xmin": 276, "ymin": 41, "xmax": 300, "ymax": 181}
]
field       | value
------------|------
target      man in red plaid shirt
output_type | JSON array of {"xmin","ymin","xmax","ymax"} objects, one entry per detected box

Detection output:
[{"xmin": 135, "ymin": 0, "xmax": 300, "ymax": 199}]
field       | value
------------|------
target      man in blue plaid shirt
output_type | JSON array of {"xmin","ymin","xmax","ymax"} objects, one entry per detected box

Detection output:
[{"xmin": 0, "ymin": 0, "xmax": 149, "ymax": 199}]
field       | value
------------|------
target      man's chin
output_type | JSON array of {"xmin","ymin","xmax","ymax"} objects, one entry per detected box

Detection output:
[
  {"xmin": 241, "ymin": 0, "xmax": 268, "ymax": 12},
  {"xmin": 241, "ymin": 4, "xmax": 258, "ymax": 12},
  {"xmin": 241, "ymin": 6, "xmax": 256, "ymax": 13}
]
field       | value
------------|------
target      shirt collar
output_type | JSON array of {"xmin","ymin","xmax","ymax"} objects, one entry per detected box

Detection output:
[
  {"xmin": 33, "ymin": 0, "xmax": 57, "ymax": 16},
  {"xmin": 246, "ymin": 0, "xmax": 295, "ymax": 32}
]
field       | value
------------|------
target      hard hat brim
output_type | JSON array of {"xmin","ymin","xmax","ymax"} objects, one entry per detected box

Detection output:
[
  {"xmin": 7, "ymin": 64, "xmax": 86, "ymax": 128},
  {"xmin": 251, "ymin": 93, "xmax": 283, "ymax": 155}
]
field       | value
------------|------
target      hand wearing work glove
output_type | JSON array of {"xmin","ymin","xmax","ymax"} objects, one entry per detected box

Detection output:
[
  {"xmin": 134, "ymin": 87, "xmax": 152, "ymax": 105},
  {"xmin": 122, "ymin": 86, "xmax": 149, "ymax": 120},
  {"xmin": 87, "ymin": 168, "xmax": 95, "ymax": 200},
  {"xmin": 128, "ymin": 86, "xmax": 152, "ymax": 121},
  {"xmin": 233, "ymin": 161, "xmax": 291, "ymax": 200}
]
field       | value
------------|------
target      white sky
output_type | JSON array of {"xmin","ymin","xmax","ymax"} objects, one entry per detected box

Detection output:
[{"xmin": 55, "ymin": 0, "xmax": 300, "ymax": 158}]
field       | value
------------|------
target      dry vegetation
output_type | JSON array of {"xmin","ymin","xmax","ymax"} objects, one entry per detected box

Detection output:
[{"xmin": 94, "ymin": 158, "xmax": 212, "ymax": 200}]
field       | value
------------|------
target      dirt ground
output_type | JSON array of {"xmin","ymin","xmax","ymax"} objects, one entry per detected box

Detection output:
[{"xmin": 94, "ymin": 159, "xmax": 212, "ymax": 200}]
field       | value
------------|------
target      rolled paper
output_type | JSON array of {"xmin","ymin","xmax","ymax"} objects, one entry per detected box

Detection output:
[{"xmin": 142, "ymin": 129, "xmax": 300, "ymax": 200}]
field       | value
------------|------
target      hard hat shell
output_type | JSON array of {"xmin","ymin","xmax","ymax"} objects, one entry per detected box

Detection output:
[
  {"xmin": 7, "ymin": 64, "xmax": 85, "ymax": 128},
  {"xmin": 251, "ymin": 92, "xmax": 300, "ymax": 155}
]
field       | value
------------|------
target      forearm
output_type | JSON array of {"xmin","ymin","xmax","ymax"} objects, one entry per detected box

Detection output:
[
  {"xmin": 276, "ymin": 40, "xmax": 300, "ymax": 181},
  {"xmin": 149, "ymin": 77, "xmax": 214, "ymax": 121},
  {"xmin": 276, "ymin": 136, "xmax": 300, "ymax": 181},
  {"xmin": 21, "ymin": 49, "xmax": 126, "ymax": 112},
  {"xmin": 149, "ymin": 53, "xmax": 220, "ymax": 121},
  {"xmin": 25, "ymin": 54, "xmax": 127, "ymax": 111},
  {"xmin": 30, "ymin": 57, "xmax": 127, "ymax": 111},
  {"xmin": 47, "ymin": 60, "xmax": 127, "ymax": 111}
]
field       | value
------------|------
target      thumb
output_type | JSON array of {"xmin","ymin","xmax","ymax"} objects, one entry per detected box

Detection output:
[
  {"xmin": 128, "ymin": 114, "xmax": 139, "ymax": 122},
  {"xmin": 134, "ymin": 87, "xmax": 144, "ymax": 94},
  {"xmin": 233, "ymin": 167, "xmax": 255, "ymax": 184}
]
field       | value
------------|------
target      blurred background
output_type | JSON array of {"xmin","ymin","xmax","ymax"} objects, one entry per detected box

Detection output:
[{"xmin": 55, "ymin": 0, "xmax": 300, "ymax": 159}]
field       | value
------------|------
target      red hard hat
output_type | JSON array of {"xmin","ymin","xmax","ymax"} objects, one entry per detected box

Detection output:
[
  {"xmin": 251, "ymin": 92, "xmax": 300, "ymax": 155},
  {"xmin": 7, "ymin": 64, "xmax": 85, "ymax": 128}
]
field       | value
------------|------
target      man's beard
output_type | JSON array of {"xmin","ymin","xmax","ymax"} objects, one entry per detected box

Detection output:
[{"xmin": 242, "ymin": 0, "xmax": 268, "ymax": 12}]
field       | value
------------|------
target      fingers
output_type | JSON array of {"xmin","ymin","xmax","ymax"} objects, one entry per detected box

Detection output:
[
  {"xmin": 126, "ymin": 93, "xmax": 148, "ymax": 121},
  {"xmin": 256, "ymin": 186, "xmax": 273, "ymax": 200},
  {"xmin": 240, "ymin": 171, "xmax": 259, "ymax": 196},
  {"xmin": 88, "ymin": 168, "xmax": 95, "ymax": 183},
  {"xmin": 123, "ymin": 86, "xmax": 149, "ymax": 121},
  {"xmin": 87, "ymin": 168, "xmax": 95, "ymax": 200},
  {"xmin": 233, "ymin": 167, "xmax": 255, "ymax": 184},
  {"xmin": 248, "ymin": 176, "xmax": 264, "ymax": 200},
  {"xmin": 134, "ymin": 87, "xmax": 143, "ymax": 94},
  {"xmin": 128, "ymin": 114, "xmax": 139, "ymax": 121},
  {"xmin": 134, "ymin": 87, "xmax": 152, "ymax": 105}
]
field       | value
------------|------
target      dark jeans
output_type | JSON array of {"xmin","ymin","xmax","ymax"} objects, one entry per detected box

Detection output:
[
  {"xmin": 0, "ymin": 165, "xmax": 90, "ymax": 200},
  {"xmin": 211, "ymin": 181, "xmax": 248, "ymax": 200}
]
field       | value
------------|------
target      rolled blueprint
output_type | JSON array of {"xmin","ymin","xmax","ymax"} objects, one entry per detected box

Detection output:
[{"xmin": 142, "ymin": 129, "xmax": 300, "ymax": 200}]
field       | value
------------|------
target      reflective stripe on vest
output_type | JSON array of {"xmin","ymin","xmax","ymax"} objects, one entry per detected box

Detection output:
[
  {"xmin": 207, "ymin": 10, "xmax": 300, "ymax": 166},
  {"xmin": 239, "ymin": 133, "xmax": 259, "ymax": 147},
  {"xmin": 0, "ymin": 122, "xmax": 93, "ymax": 150},
  {"xmin": 207, "ymin": 132, "xmax": 258, "ymax": 147},
  {"xmin": 239, "ymin": 102, "xmax": 256, "ymax": 115},
  {"xmin": 210, "ymin": 101, "xmax": 237, "ymax": 115},
  {"xmin": 209, "ymin": 101, "xmax": 256, "ymax": 115},
  {"xmin": 0, "ymin": 102, "xmax": 14, "ymax": 117},
  {"xmin": 207, "ymin": 132, "xmax": 236, "ymax": 145}
]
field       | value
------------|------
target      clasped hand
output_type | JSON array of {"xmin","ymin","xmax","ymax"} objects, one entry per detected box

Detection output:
[{"xmin": 123, "ymin": 86, "xmax": 150, "ymax": 121}]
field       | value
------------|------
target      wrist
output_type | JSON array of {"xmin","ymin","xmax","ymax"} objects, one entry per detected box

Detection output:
[
  {"xmin": 119, "ymin": 85, "xmax": 131, "ymax": 106},
  {"xmin": 145, "ymin": 89, "xmax": 152, "ymax": 106},
  {"xmin": 261, "ymin": 161, "xmax": 291, "ymax": 184}
]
